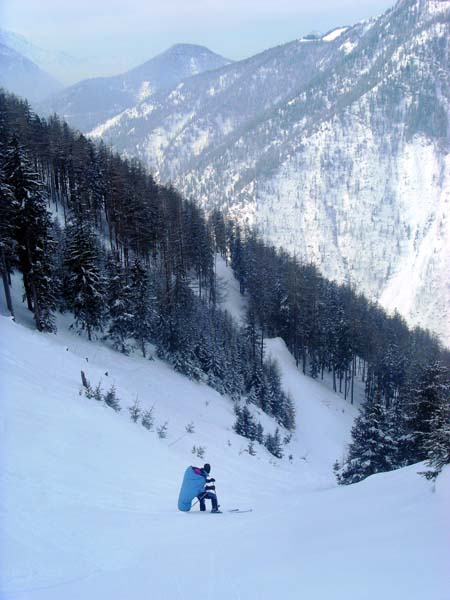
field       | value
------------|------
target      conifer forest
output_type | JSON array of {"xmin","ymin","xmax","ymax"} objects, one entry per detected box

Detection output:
[{"xmin": 0, "ymin": 89, "xmax": 449, "ymax": 479}]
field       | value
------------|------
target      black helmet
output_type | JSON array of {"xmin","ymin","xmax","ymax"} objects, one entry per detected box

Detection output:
[{"xmin": 203, "ymin": 463, "xmax": 211, "ymax": 473}]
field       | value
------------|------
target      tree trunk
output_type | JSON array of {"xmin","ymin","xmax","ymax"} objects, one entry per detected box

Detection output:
[
  {"xmin": 32, "ymin": 283, "xmax": 42, "ymax": 331},
  {"xmin": 81, "ymin": 370, "xmax": 89, "ymax": 389},
  {"xmin": 351, "ymin": 355, "xmax": 355, "ymax": 404},
  {"xmin": 22, "ymin": 272, "xmax": 34, "ymax": 311},
  {"xmin": 0, "ymin": 248, "xmax": 15, "ymax": 319},
  {"xmin": 260, "ymin": 327, "xmax": 264, "ymax": 367}
]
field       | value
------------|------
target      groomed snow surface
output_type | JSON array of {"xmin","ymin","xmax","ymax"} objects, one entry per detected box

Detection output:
[{"xmin": 1, "ymin": 267, "xmax": 449, "ymax": 600}]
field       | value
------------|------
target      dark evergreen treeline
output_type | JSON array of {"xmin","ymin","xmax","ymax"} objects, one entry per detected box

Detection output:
[
  {"xmin": 213, "ymin": 222, "xmax": 450, "ymax": 481},
  {"xmin": 0, "ymin": 90, "xmax": 295, "ymax": 456}
]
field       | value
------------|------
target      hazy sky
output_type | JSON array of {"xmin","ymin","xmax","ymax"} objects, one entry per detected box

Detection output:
[{"xmin": 2, "ymin": 0, "xmax": 395, "ymax": 76}]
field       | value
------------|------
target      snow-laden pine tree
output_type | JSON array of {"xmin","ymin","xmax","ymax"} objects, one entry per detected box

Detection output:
[
  {"xmin": 384, "ymin": 396, "xmax": 411, "ymax": 469},
  {"xmin": 337, "ymin": 396, "xmax": 397, "ymax": 485},
  {"xmin": 233, "ymin": 404, "xmax": 257, "ymax": 440},
  {"xmin": 244, "ymin": 307, "xmax": 259, "ymax": 364},
  {"xmin": 128, "ymin": 398, "xmax": 142, "ymax": 423},
  {"xmin": 0, "ymin": 156, "xmax": 17, "ymax": 318},
  {"xmin": 279, "ymin": 393, "xmax": 296, "ymax": 432},
  {"xmin": 104, "ymin": 384, "xmax": 121, "ymax": 412},
  {"xmin": 374, "ymin": 341, "xmax": 409, "ymax": 410},
  {"xmin": 422, "ymin": 394, "xmax": 450, "ymax": 480},
  {"xmin": 4, "ymin": 136, "xmax": 56, "ymax": 331},
  {"xmin": 141, "ymin": 408, "xmax": 155, "ymax": 431},
  {"xmin": 405, "ymin": 362, "xmax": 450, "ymax": 478},
  {"xmin": 265, "ymin": 428, "xmax": 283, "ymax": 459},
  {"xmin": 63, "ymin": 220, "xmax": 105, "ymax": 340},
  {"xmin": 407, "ymin": 361, "xmax": 449, "ymax": 463},
  {"xmin": 105, "ymin": 255, "xmax": 134, "ymax": 354},
  {"xmin": 129, "ymin": 259, "xmax": 155, "ymax": 357}
]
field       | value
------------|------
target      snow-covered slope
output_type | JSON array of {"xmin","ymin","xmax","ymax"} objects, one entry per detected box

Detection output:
[
  {"xmin": 1, "ymin": 271, "xmax": 449, "ymax": 599},
  {"xmin": 89, "ymin": 0, "xmax": 450, "ymax": 345},
  {"xmin": 89, "ymin": 34, "xmax": 338, "ymax": 168}
]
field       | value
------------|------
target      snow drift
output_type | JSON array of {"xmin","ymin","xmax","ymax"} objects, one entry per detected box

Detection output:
[{"xmin": 1, "ymin": 298, "xmax": 448, "ymax": 599}]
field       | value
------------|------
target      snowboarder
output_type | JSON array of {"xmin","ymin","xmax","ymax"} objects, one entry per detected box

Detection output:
[{"xmin": 178, "ymin": 463, "xmax": 220, "ymax": 512}]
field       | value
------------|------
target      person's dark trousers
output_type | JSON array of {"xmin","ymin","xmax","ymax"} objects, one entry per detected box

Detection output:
[{"xmin": 198, "ymin": 492, "xmax": 218, "ymax": 511}]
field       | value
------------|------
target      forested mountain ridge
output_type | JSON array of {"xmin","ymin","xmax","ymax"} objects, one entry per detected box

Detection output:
[
  {"xmin": 0, "ymin": 90, "xmax": 449, "ymax": 482},
  {"xmin": 89, "ymin": 28, "xmax": 350, "ymax": 173},
  {"xmin": 36, "ymin": 44, "xmax": 233, "ymax": 132},
  {"xmin": 90, "ymin": 0, "xmax": 450, "ymax": 346}
]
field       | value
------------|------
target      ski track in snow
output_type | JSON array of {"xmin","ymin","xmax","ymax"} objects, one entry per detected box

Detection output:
[{"xmin": 0, "ymin": 264, "xmax": 449, "ymax": 600}]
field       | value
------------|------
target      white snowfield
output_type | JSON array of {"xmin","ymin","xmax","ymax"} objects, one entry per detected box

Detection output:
[
  {"xmin": 1, "ymin": 275, "xmax": 449, "ymax": 600},
  {"xmin": 322, "ymin": 27, "xmax": 350, "ymax": 42}
]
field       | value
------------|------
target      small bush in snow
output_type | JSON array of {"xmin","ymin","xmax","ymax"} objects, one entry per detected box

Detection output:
[
  {"xmin": 104, "ymin": 384, "xmax": 121, "ymax": 412},
  {"xmin": 93, "ymin": 382, "xmax": 103, "ymax": 402},
  {"xmin": 192, "ymin": 445, "xmax": 205, "ymax": 459},
  {"xmin": 141, "ymin": 407, "xmax": 155, "ymax": 431},
  {"xmin": 128, "ymin": 398, "xmax": 141, "ymax": 423},
  {"xmin": 185, "ymin": 421, "xmax": 195, "ymax": 433},
  {"xmin": 82, "ymin": 378, "xmax": 103, "ymax": 402},
  {"xmin": 83, "ymin": 381, "xmax": 94, "ymax": 399},
  {"xmin": 157, "ymin": 422, "xmax": 168, "ymax": 439}
]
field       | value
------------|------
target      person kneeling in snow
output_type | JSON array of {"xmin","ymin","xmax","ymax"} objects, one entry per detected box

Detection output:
[
  {"xmin": 178, "ymin": 463, "xmax": 220, "ymax": 512},
  {"xmin": 198, "ymin": 463, "xmax": 219, "ymax": 512}
]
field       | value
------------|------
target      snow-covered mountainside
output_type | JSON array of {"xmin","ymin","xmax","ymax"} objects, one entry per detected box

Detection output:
[
  {"xmin": 90, "ymin": 0, "xmax": 450, "ymax": 346},
  {"xmin": 0, "ymin": 42, "xmax": 61, "ymax": 102},
  {"xmin": 0, "ymin": 29, "xmax": 81, "ymax": 85},
  {"xmin": 1, "ymin": 268, "xmax": 449, "ymax": 599},
  {"xmin": 37, "ymin": 44, "xmax": 233, "ymax": 132}
]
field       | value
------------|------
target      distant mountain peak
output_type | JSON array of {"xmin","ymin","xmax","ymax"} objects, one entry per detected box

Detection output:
[
  {"xmin": 0, "ymin": 28, "xmax": 81, "ymax": 84},
  {"xmin": 37, "ymin": 42, "xmax": 232, "ymax": 131},
  {"xmin": 0, "ymin": 42, "xmax": 61, "ymax": 101},
  {"xmin": 166, "ymin": 42, "xmax": 225, "ymax": 54},
  {"xmin": 138, "ymin": 43, "xmax": 233, "ymax": 70}
]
